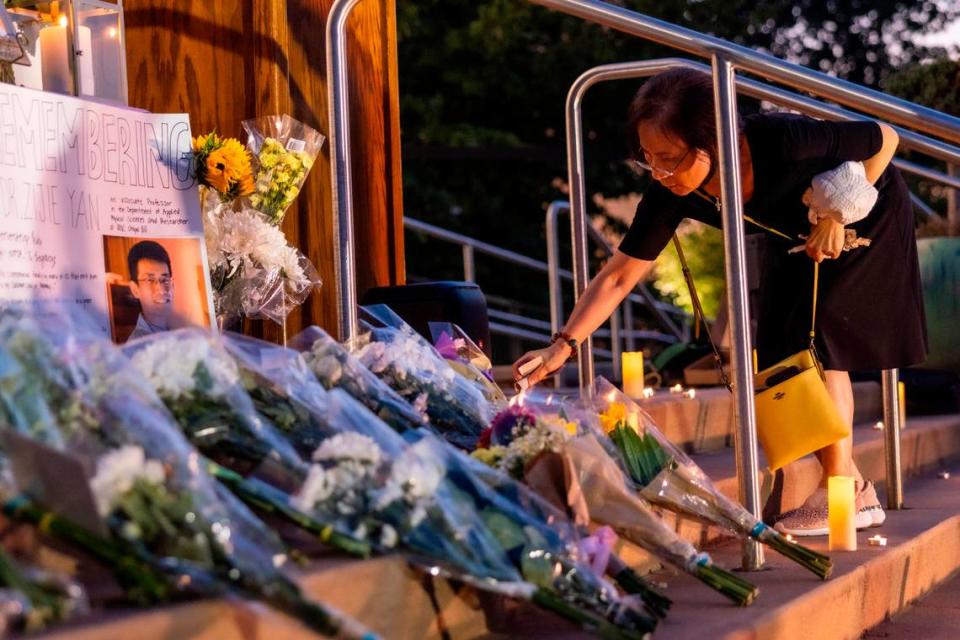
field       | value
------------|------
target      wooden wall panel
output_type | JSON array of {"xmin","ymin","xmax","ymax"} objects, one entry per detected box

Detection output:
[{"xmin": 123, "ymin": 0, "xmax": 404, "ymax": 340}]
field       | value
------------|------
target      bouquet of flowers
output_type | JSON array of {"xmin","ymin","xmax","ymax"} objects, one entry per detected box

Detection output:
[
  {"xmin": 428, "ymin": 322, "xmax": 507, "ymax": 408},
  {"xmin": 473, "ymin": 398, "xmax": 760, "ymax": 606},
  {"xmin": 0, "ymin": 546, "xmax": 87, "ymax": 634},
  {"xmin": 589, "ymin": 378, "xmax": 832, "ymax": 580},
  {"xmin": 242, "ymin": 114, "xmax": 325, "ymax": 225},
  {"xmin": 219, "ymin": 333, "xmax": 659, "ymax": 638},
  {"xmin": 203, "ymin": 203, "xmax": 321, "ymax": 326},
  {"xmin": 352, "ymin": 306, "xmax": 496, "ymax": 449},
  {"xmin": 192, "ymin": 132, "xmax": 255, "ymax": 202},
  {"xmin": 290, "ymin": 326, "xmax": 427, "ymax": 435},
  {"xmin": 0, "ymin": 312, "xmax": 370, "ymax": 638}
]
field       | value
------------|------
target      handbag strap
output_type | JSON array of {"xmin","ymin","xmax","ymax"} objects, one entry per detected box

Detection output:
[{"xmin": 671, "ymin": 195, "xmax": 821, "ymax": 391}]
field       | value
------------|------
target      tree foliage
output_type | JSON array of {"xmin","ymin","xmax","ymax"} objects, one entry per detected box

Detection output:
[{"xmin": 397, "ymin": 0, "xmax": 959, "ymax": 327}]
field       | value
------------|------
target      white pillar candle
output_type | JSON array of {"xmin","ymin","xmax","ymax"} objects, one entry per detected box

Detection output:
[
  {"xmin": 75, "ymin": 25, "xmax": 95, "ymax": 96},
  {"xmin": 621, "ymin": 351, "xmax": 644, "ymax": 398},
  {"xmin": 39, "ymin": 22, "xmax": 71, "ymax": 94},
  {"xmin": 828, "ymin": 475, "xmax": 857, "ymax": 551}
]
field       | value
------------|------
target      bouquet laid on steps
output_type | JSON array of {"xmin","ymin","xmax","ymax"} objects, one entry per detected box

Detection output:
[
  {"xmin": 0, "ymin": 312, "xmax": 370, "ymax": 639},
  {"xmin": 472, "ymin": 395, "xmax": 760, "ymax": 606},
  {"xmin": 348, "ymin": 305, "xmax": 499, "ymax": 449},
  {"xmin": 587, "ymin": 377, "xmax": 832, "ymax": 580},
  {"xmin": 291, "ymin": 324, "xmax": 671, "ymax": 619},
  {"xmin": 218, "ymin": 332, "xmax": 660, "ymax": 639}
]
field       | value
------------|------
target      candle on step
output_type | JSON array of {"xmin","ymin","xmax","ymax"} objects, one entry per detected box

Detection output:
[
  {"xmin": 828, "ymin": 475, "xmax": 857, "ymax": 551},
  {"xmin": 899, "ymin": 381, "xmax": 906, "ymax": 427},
  {"xmin": 621, "ymin": 351, "xmax": 644, "ymax": 399}
]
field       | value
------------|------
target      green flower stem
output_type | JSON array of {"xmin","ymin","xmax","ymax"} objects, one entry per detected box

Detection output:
[
  {"xmin": 206, "ymin": 460, "xmax": 371, "ymax": 558},
  {"xmin": 531, "ymin": 588, "xmax": 653, "ymax": 640},
  {"xmin": 759, "ymin": 528, "xmax": 833, "ymax": 580},
  {"xmin": 2, "ymin": 496, "xmax": 170, "ymax": 604},
  {"xmin": 610, "ymin": 565, "xmax": 671, "ymax": 619},
  {"xmin": 0, "ymin": 546, "xmax": 63, "ymax": 628},
  {"xmin": 693, "ymin": 563, "xmax": 758, "ymax": 606}
]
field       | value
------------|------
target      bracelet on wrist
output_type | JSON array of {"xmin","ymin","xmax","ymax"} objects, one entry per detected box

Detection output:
[{"xmin": 551, "ymin": 331, "xmax": 578, "ymax": 357}]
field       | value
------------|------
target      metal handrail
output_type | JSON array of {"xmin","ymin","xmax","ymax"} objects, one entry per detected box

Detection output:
[
  {"xmin": 327, "ymin": 0, "xmax": 362, "ymax": 343},
  {"xmin": 532, "ymin": 0, "xmax": 960, "ymax": 568},
  {"xmin": 531, "ymin": 0, "xmax": 960, "ymax": 144}
]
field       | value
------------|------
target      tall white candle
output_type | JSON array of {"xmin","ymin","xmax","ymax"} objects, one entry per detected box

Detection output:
[
  {"xmin": 39, "ymin": 22, "xmax": 71, "ymax": 94},
  {"xmin": 828, "ymin": 475, "xmax": 857, "ymax": 551},
  {"xmin": 621, "ymin": 351, "xmax": 644, "ymax": 398},
  {"xmin": 75, "ymin": 25, "xmax": 95, "ymax": 96},
  {"xmin": 38, "ymin": 20, "xmax": 94, "ymax": 96}
]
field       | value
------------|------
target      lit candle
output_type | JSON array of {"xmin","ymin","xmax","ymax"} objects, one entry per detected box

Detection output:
[
  {"xmin": 621, "ymin": 351, "xmax": 644, "ymax": 399},
  {"xmin": 683, "ymin": 389, "xmax": 697, "ymax": 399},
  {"xmin": 867, "ymin": 535, "xmax": 887, "ymax": 547},
  {"xmin": 899, "ymin": 381, "xmax": 906, "ymax": 427},
  {"xmin": 828, "ymin": 476, "xmax": 857, "ymax": 551},
  {"xmin": 38, "ymin": 16, "xmax": 94, "ymax": 96},
  {"xmin": 670, "ymin": 384, "xmax": 683, "ymax": 394},
  {"xmin": 641, "ymin": 387, "xmax": 655, "ymax": 399},
  {"xmin": 40, "ymin": 17, "xmax": 72, "ymax": 94}
]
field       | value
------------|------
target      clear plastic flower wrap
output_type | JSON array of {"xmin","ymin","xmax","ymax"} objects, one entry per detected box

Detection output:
[
  {"xmin": 472, "ymin": 392, "xmax": 759, "ymax": 606},
  {"xmin": 219, "ymin": 332, "xmax": 658, "ymax": 638},
  {"xmin": 428, "ymin": 321, "xmax": 508, "ymax": 408},
  {"xmin": 242, "ymin": 114, "xmax": 325, "ymax": 225},
  {"xmin": 586, "ymin": 377, "xmax": 832, "ymax": 580},
  {"xmin": 0, "ymin": 548, "xmax": 88, "ymax": 635},
  {"xmin": 204, "ymin": 203, "xmax": 322, "ymax": 326},
  {"xmin": 0, "ymin": 311, "xmax": 371, "ymax": 638},
  {"xmin": 289, "ymin": 326, "xmax": 428, "ymax": 435},
  {"xmin": 351, "ymin": 305, "xmax": 496, "ymax": 449}
]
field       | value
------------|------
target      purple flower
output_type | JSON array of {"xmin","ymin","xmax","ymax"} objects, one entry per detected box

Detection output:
[{"xmin": 489, "ymin": 405, "xmax": 537, "ymax": 446}]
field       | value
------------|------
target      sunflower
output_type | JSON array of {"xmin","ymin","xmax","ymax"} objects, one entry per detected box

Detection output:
[{"xmin": 194, "ymin": 134, "xmax": 254, "ymax": 200}]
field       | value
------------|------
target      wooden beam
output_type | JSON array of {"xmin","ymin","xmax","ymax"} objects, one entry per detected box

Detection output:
[{"xmin": 123, "ymin": 0, "xmax": 405, "ymax": 340}]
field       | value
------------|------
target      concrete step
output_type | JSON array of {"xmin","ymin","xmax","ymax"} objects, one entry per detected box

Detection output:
[
  {"xmin": 863, "ymin": 567, "xmax": 960, "ymax": 638},
  {"xmin": 639, "ymin": 381, "xmax": 883, "ymax": 454},
  {"xmin": 655, "ymin": 414, "xmax": 960, "ymax": 549},
  {"xmin": 649, "ymin": 470, "xmax": 960, "ymax": 640}
]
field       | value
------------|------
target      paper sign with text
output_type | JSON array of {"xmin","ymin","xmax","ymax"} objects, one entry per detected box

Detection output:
[{"xmin": 0, "ymin": 82, "xmax": 214, "ymax": 342}]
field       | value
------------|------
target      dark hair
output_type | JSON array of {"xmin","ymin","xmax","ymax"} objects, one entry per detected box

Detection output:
[
  {"xmin": 127, "ymin": 241, "xmax": 171, "ymax": 281},
  {"xmin": 626, "ymin": 68, "xmax": 742, "ymax": 171}
]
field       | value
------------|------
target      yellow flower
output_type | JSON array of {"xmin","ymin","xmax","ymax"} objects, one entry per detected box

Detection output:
[
  {"xmin": 205, "ymin": 138, "xmax": 253, "ymax": 195},
  {"xmin": 563, "ymin": 421, "xmax": 578, "ymax": 436},
  {"xmin": 599, "ymin": 402, "xmax": 628, "ymax": 435}
]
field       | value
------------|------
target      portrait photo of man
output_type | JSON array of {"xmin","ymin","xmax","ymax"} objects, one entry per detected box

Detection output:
[
  {"xmin": 102, "ymin": 235, "xmax": 211, "ymax": 344},
  {"xmin": 126, "ymin": 240, "xmax": 175, "ymax": 339}
]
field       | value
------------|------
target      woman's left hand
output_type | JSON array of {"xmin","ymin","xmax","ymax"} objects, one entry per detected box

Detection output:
[{"xmin": 805, "ymin": 217, "xmax": 845, "ymax": 262}]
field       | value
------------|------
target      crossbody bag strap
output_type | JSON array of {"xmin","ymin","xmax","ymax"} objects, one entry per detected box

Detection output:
[{"xmin": 671, "ymin": 233, "xmax": 733, "ymax": 392}]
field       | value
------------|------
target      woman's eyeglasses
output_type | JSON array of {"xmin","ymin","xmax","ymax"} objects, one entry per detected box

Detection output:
[{"xmin": 628, "ymin": 148, "xmax": 691, "ymax": 179}]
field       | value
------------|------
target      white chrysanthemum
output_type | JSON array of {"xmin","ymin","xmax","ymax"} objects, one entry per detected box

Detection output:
[
  {"xmin": 375, "ymin": 450, "xmax": 442, "ymax": 512},
  {"xmin": 204, "ymin": 208, "xmax": 310, "ymax": 288},
  {"xmin": 90, "ymin": 446, "xmax": 166, "ymax": 516},
  {"xmin": 312, "ymin": 432, "xmax": 382, "ymax": 466},
  {"xmin": 130, "ymin": 336, "xmax": 239, "ymax": 400},
  {"xmin": 292, "ymin": 464, "xmax": 333, "ymax": 512}
]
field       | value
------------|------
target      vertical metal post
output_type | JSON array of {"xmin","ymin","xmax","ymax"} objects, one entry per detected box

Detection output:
[
  {"xmin": 623, "ymin": 300, "xmax": 637, "ymax": 352},
  {"xmin": 462, "ymin": 245, "xmax": 476, "ymax": 282},
  {"xmin": 712, "ymin": 55, "xmax": 764, "ymax": 570},
  {"xmin": 546, "ymin": 201, "xmax": 568, "ymax": 389},
  {"xmin": 949, "ymin": 163, "xmax": 958, "ymax": 235},
  {"xmin": 327, "ymin": 0, "xmax": 362, "ymax": 343},
  {"xmin": 610, "ymin": 307, "xmax": 623, "ymax": 380},
  {"xmin": 882, "ymin": 368, "xmax": 904, "ymax": 509},
  {"xmin": 565, "ymin": 87, "xmax": 596, "ymax": 397}
]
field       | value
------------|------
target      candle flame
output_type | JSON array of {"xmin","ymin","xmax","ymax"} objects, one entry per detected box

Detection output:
[
  {"xmin": 108, "ymin": 27, "xmax": 118, "ymax": 39},
  {"xmin": 58, "ymin": 14, "xmax": 68, "ymax": 27}
]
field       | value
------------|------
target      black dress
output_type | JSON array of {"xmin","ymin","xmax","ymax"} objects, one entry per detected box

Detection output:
[{"xmin": 618, "ymin": 113, "xmax": 928, "ymax": 371}]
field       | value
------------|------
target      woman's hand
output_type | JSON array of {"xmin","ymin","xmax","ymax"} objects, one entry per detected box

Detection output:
[
  {"xmin": 805, "ymin": 217, "xmax": 845, "ymax": 263},
  {"xmin": 512, "ymin": 341, "xmax": 572, "ymax": 389}
]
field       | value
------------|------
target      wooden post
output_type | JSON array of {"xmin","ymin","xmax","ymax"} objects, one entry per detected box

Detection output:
[{"xmin": 123, "ymin": 0, "xmax": 405, "ymax": 340}]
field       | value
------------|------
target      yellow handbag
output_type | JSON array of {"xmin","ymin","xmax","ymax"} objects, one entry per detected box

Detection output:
[
  {"xmin": 674, "ymin": 223, "xmax": 851, "ymax": 471},
  {"xmin": 753, "ymin": 263, "xmax": 850, "ymax": 470}
]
